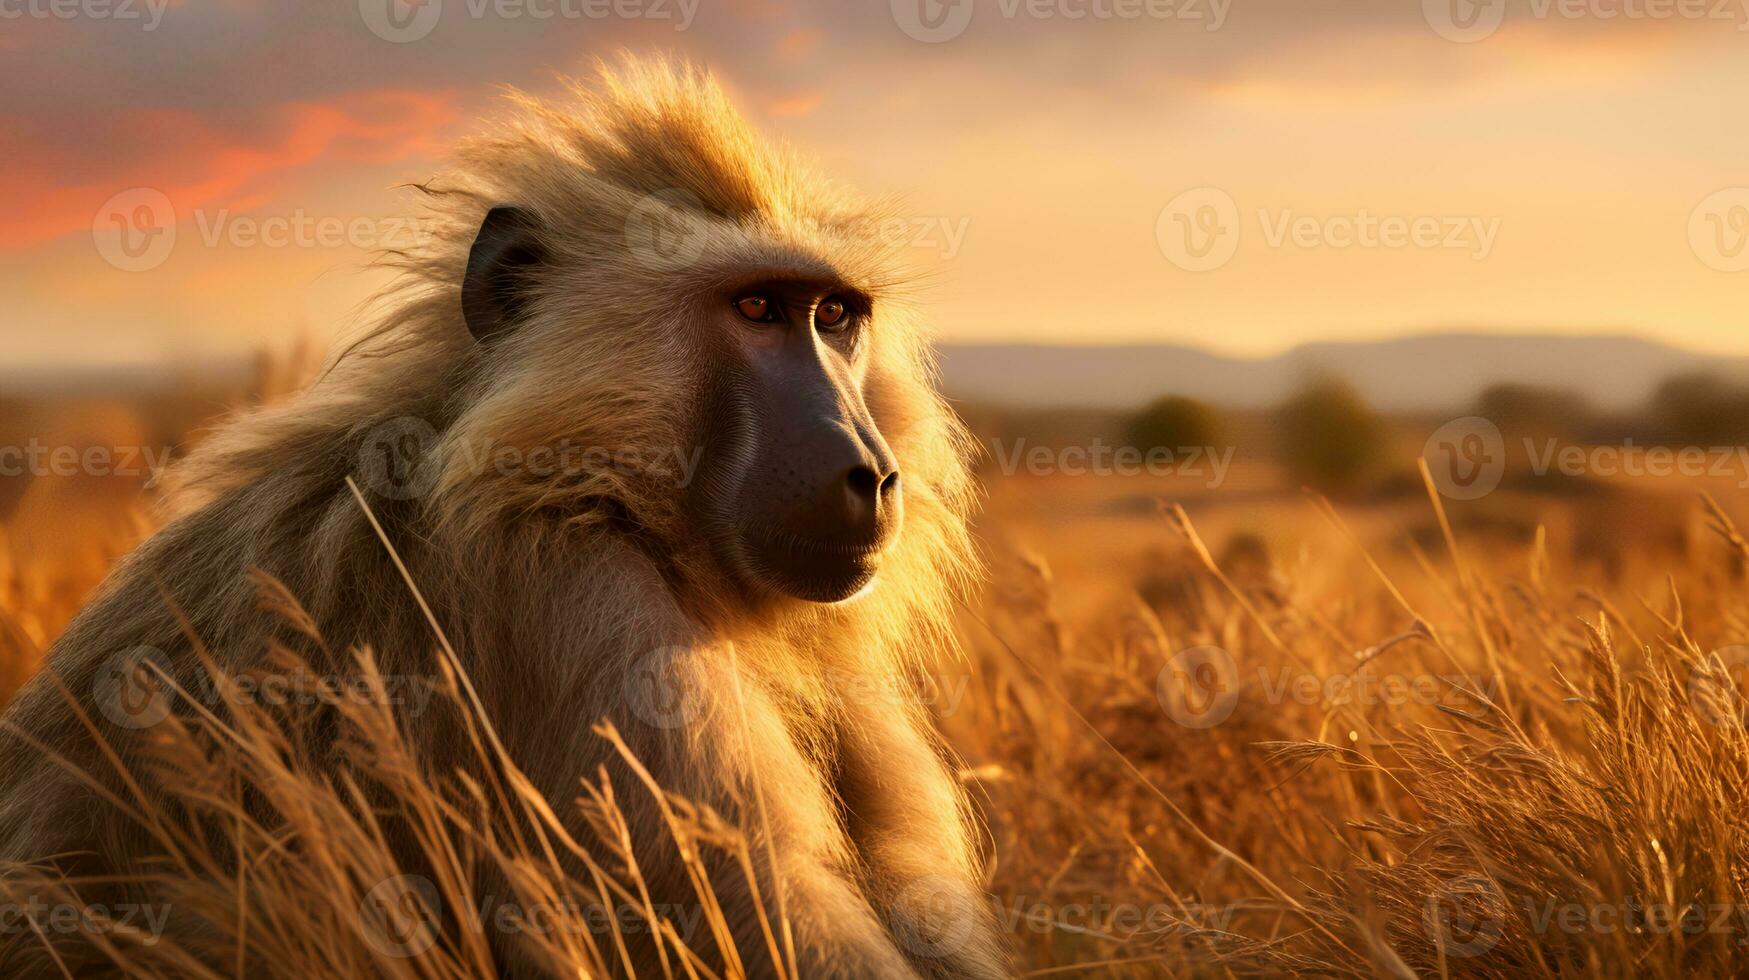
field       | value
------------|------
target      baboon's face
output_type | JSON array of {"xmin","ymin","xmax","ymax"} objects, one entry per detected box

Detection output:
[
  {"xmin": 692, "ymin": 275, "xmax": 903, "ymax": 604},
  {"xmin": 461, "ymin": 206, "xmax": 903, "ymax": 605}
]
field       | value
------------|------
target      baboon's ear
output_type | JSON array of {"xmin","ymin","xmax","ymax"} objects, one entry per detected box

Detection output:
[{"xmin": 462, "ymin": 205, "xmax": 546, "ymax": 343}]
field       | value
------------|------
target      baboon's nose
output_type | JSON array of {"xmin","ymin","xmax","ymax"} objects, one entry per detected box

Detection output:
[{"xmin": 843, "ymin": 464, "xmax": 901, "ymax": 528}]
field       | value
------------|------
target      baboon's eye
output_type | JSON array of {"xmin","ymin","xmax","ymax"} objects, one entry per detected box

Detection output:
[
  {"xmin": 736, "ymin": 296, "xmax": 775, "ymax": 322},
  {"xmin": 815, "ymin": 299, "xmax": 848, "ymax": 331}
]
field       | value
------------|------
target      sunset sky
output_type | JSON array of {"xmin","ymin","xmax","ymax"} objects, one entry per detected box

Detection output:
[{"xmin": 4, "ymin": 0, "xmax": 1747, "ymax": 371}]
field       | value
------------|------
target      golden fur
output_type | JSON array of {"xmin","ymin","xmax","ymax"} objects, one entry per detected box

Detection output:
[{"xmin": 0, "ymin": 58, "xmax": 1005, "ymax": 978}]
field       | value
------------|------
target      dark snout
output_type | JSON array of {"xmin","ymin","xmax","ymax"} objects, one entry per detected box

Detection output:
[
  {"xmin": 797, "ymin": 418, "xmax": 900, "ymax": 535},
  {"xmin": 736, "ymin": 348, "xmax": 904, "ymax": 603},
  {"xmin": 751, "ymin": 407, "xmax": 903, "ymax": 603}
]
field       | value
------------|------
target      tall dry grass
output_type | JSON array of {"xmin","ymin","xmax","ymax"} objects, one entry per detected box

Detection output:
[
  {"xmin": 0, "ymin": 502, "xmax": 803, "ymax": 978},
  {"xmin": 941, "ymin": 487, "xmax": 1749, "ymax": 977},
  {"xmin": 4, "ymin": 401, "xmax": 1749, "ymax": 975}
]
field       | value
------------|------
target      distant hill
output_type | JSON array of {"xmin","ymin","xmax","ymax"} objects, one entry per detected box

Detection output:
[
  {"xmin": 4, "ymin": 333, "xmax": 1744, "ymax": 417},
  {"xmin": 937, "ymin": 334, "xmax": 1749, "ymax": 412}
]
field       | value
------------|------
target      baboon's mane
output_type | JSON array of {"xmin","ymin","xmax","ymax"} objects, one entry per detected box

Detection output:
[{"xmin": 174, "ymin": 56, "xmax": 979, "ymax": 682}]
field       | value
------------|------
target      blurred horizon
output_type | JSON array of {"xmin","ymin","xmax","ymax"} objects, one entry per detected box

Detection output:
[{"xmin": 4, "ymin": 0, "xmax": 1747, "ymax": 369}]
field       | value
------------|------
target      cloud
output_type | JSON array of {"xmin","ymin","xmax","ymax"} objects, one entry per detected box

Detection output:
[{"xmin": 0, "ymin": 88, "xmax": 461, "ymax": 250}]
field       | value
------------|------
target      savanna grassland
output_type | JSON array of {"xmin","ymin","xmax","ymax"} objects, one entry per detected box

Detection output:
[{"xmin": 3, "ymin": 379, "xmax": 1749, "ymax": 978}]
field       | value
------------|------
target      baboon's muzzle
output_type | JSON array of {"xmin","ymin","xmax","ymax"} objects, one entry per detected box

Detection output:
[{"xmin": 731, "ymin": 329, "xmax": 903, "ymax": 603}]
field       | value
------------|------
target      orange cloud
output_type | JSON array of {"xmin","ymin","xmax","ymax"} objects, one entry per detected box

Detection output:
[{"xmin": 0, "ymin": 88, "xmax": 462, "ymax": 250}]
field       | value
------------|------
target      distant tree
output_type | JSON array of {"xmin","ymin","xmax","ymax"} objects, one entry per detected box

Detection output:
[
  {"xmin": 1275, "ymin": 379, "xmax": 1386, "ymax": 493},
  {"xmin": 1649, "ymin": 372, "xmax": 1749, "ymax": 446},
  {"xmin": 1127, "ymin": 395, "xmax": 1222, "ymax": 455},
  {"xmin": 1474, "ymin": 383, "xmax": 1592, "ymax": 438}
]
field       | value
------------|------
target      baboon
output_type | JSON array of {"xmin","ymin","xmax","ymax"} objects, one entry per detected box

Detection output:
[{"xmin": 0, "ymin": 59, "xmax": 1008, "ymax": 978}]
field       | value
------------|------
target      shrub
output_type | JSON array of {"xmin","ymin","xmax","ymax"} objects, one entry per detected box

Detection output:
[
  {"xmin": 1275, "ymin": 379, "xmax": 1386, "ymax": 493},
  {"xmin": 1127, "ymin": 395, "xmax": 1223, "ymax": 457}
]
